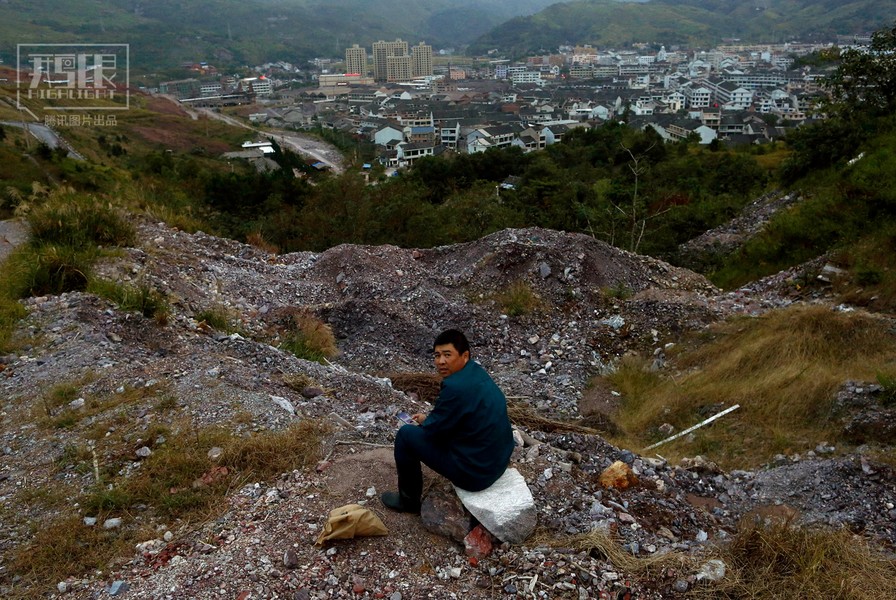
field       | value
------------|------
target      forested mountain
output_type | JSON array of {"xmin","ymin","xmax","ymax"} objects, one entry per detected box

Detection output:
[
  {"xmin": 469, "ymin": 0, "xmax": 896, "ymax": 55},
  {"xmin": 0, "ymin": 0, "xmax": 557, "ymax": 70}
]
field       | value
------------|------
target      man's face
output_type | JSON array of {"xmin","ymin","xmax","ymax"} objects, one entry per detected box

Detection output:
[{"xmin": 433, "ymin": 343, "xmax": 469, "ymax": 377}]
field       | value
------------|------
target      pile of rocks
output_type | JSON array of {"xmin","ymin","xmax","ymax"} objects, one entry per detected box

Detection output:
[
  {"xmin": 1, "ymin": 217, "xmax": 894, "ymax": 599},
  {"xmin": 676, "ymin": 190, "xmax": 801, "ymax": 271}
]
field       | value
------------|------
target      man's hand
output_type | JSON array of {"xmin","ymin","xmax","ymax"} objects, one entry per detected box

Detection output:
[{"xmin": 412, "ymin": 413, "xmax": 426, "ymax": 425}]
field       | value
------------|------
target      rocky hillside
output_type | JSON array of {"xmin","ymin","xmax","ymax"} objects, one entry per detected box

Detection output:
[{"xmin": 1, "ymin": 218, "xmax": 894, "ymax": 598}]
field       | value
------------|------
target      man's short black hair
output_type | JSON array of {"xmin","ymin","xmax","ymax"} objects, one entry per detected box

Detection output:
[{"xmin": 433, "ymin": 329, "xmax": 471, "ymax": 355}]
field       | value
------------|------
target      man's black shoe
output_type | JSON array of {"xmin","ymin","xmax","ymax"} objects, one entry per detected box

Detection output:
[{"xmin": 380, "ymin": 491, "xmax": 420, "ymax": 514}]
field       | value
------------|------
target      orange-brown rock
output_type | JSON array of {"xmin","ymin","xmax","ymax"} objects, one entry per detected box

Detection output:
[{"xmin": 599, "ymin": 460, "xmax": 639, "ymax": 490}]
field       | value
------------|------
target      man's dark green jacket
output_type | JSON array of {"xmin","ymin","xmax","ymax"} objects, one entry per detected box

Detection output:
[{"xmin": 420, "ymin": 359, "xmax": 514, "ymax": 491}]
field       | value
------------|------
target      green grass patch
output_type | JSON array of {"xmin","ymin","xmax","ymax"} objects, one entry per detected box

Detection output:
[
  {"xmin": 491, "ymin": 280, "xmax": 546, "ymax": 317},
  {"xmin": 830, "ymin": 222, "xmax": 896, "ymax": 312},
  {"xmin": 0, "ymin": 294, "xmax": 26, "ymax": 353},
  {"xmin": 24, "ymin": 188, "xmax": 136, "ymax": 248},
  {"xmin": 2, "ymin": 243, "xmax": 96, "ymax": 297},
  {"xmin": 6, "ymin": 419, "xmax": 330, "ymax": 597},
  {"xmin": 606, "ymin": 305, "xmax": 896, "ymax": 469},
  {"xmin": 87, "ymin": 278, "xmax": 170, "ymax": 324},
  {"xmin": 602, "ymin": 281, "xmax": 633, "ymax": 301},
  {"xmin": 0, "ymin": 188, "xmax": 138, "ymax": 307},
  {"xmin": 195, "ymin": 305, "xmax": 242, "ymax": 334}
]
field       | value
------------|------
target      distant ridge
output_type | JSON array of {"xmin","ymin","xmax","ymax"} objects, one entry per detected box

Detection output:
[
  {"xmin": 468, "ymin": 0, "xmax": 896, "ymax": 55},
  {"xmin": 0, "ymin": 0, "xmax": 557, "ymax": 70}
]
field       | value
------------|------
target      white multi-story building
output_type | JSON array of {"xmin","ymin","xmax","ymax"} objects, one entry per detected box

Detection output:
[
  {"xmin": 682, "ymin": 84, "xmax": 712, "ymax": 108},
  {"xmin": 510, "ymin": 71, "xmax": 543, "ymax": 85},
  {"xmin": 200, "ymin": 82, "xmax": 222, "ymax": 97}
]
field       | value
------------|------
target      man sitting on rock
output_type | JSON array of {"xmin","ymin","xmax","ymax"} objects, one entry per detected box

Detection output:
[{"xmin": 381, "ymin": 329, "xmax": 515, "ymax": 513}]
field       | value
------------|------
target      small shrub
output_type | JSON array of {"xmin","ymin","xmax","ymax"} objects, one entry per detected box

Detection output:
[
  {"xmin": 856, "ymin": 267, "xmax": 883, "ymax": 286},
  {"xmin": 878, "ymin": 371, "xmax": 896, "ymax": 407},
  {"xmin": 492, "ymin": 280, "xmax": 545, "ymax": 317},
  {"xmin": 277, "ymin": 309, "xmax": 338, "ymax": 363},
  {"xmin": 603, "ymin": 281, "xmax": 633, "ymax": 300},
  {"xmin": 282, "ymin": 372, "xmax": 315, "ymax": 392}
]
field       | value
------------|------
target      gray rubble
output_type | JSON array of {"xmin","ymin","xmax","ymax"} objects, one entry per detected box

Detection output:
[{"xmin": 0, "ymin": 217, "xmax": 894, "ymax": 599}]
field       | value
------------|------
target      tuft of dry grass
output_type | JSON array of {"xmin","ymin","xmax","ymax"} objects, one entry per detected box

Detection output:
[
  {"xmin": 274, "ymin": 308, "xmax": 339, "ymax": 363},
  {"xmin": 4, "ymin": 515, "xmax": 147, "ymax": 600},
  {"xmin": 539, "ymin": 527, "xmax": 692, "ymax": 579},
  {"xmin": 385, "ymin": 372, "xmax": 443, "ymax": 404},
  {"xmin": 220, "ymin": 419, "xmax": 332, "ymax": 476},
  {"xmin": 692, "ymin": 519, "xmax": 896, "ymax": 600},
  {"xmin": 282, "ymin": 371, "xmax": 316, "ymax": 392},
  {"xmin": 542, "ymin": 520, "xmax": 896, "ymax": 600},
  {"xmin": 607, "ymin": 305, "xmax": 896, "ymax": 469},
  {"xmin": 246, "ymin": 230, "xmax": 280, "ymax": 254},
  {"xmin": 507, "ymin": 400, "xmax": 600, "ymax": 436}
]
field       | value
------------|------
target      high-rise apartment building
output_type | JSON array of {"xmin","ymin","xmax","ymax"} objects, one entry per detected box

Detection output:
[
  {"xmin": 386, "ymin": 54, "xmax": 413, "ymax": 82},
  {"xmin": 345, "ymin": 44, "xmax": 367, "ymax": 76},
  {"xmin": 372, "ymin": 39, "xmax": 409, "ymax": 81},
  {"xmin": 411, "ymin": 42, "xmax": 433, "ymax": 78}
]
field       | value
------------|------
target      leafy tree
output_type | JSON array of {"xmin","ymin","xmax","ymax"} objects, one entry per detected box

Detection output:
[
  {"xmin": 825, "ymin": 22, "xmax": 896, "ymax": 119},
  {"xmin": 779, "ymin": 118, "xmax": 867, "ymax": 184}
]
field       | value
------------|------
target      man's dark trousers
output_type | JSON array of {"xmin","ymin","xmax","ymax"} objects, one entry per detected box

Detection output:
[{"xmin": 395, "ymin": 424, "xmax": 492, "ymax": 503}]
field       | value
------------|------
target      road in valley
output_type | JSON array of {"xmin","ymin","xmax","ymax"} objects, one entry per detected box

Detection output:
[
  {"xmin": 0, "ymin": 120, "xmax": 85, "ymax": 160},
  {"xmin": 194, "ymin": 107, "xmax": 346, "ymax": 173}
]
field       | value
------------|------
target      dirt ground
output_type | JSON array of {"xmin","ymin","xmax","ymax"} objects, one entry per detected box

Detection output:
[{"xmin": 321, "ymin": 445, "xmax": 455, "ymax": 543}]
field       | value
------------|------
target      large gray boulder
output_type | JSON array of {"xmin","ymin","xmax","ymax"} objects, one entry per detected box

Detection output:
[{"xmin": 455, "ymin": 468, "xmax": 536, "ymax": 544}]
